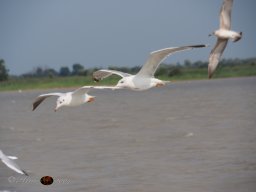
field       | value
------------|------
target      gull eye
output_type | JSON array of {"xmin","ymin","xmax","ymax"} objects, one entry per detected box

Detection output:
[{"xmin": 120, "ymin": 81, "xmax": 124, "ymax": 84}]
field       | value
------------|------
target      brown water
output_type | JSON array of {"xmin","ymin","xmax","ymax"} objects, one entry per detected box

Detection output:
[{"xmin": 0, "ymin": 77, "xmax": 256, "ymax": 192}]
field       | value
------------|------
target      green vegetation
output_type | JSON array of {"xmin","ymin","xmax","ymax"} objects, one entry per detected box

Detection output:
[
  {"xmin": 157, "ymin": 61, "xmax": 256, "ymax": 81},
  {"xmin": 0, "ymin": 76, "xmax": 121, "ymax": 91},
  {"xmin": 0, "ymin": 58, "xmax": 255, "ymax": 92}
]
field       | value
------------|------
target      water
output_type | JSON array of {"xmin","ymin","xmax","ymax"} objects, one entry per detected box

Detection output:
[{"xmin": 1, "ymin": 77, "xmax": 256, "ymax": 192}]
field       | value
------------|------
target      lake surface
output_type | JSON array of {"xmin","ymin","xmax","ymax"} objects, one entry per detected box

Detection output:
[{"xmin": 1, "ymin": 77, "xmax": 256, "ymax": 192}]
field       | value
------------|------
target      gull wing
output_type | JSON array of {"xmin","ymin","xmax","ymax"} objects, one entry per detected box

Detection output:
[
  {"xmin": 2, "ymin": 158, "xmax": 28, "ymax": 175},
  {"xmin": 7, "ymin": 156, "xmax": 18, "ymax": 160},
  {"xmin": 32, "ymin": 93, "xmax": 63, "ymax": 111},
  {"xmin": 79, "ymin": 86, "xmax": 123, "ymax": 90},
  {"xmin": 0, "ymin": 150, "xmax": 28, "ymax": 175},
  {"xmin": 219, "ymin": 0, "xmax": 233, "ymax": 30},
  {"xmin": 71, "ymin": 86, "xmax": 92, "ymax": 98},
  {"xmin": 208, "ymin": 39, "xmax": 228, "ymax": 78},
  {"xmin": 137, "ymin": 45, "xmax": 207, "ymax": 77},
  {"xmin": 72, "ymin": 86, "xmax": 122, "ymax": 98},
  {"xmin": 92, "ymin": 69, "xmax": 131, "ymax": 82}
]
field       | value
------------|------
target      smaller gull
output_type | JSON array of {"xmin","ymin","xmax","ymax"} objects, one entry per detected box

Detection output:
[
  {"xmin": 32, "ymin": 86, "xmax": 120, "ymax": 111},
  {"xmin": 208, "ymin": 0, "xmax": 242, "ymax": 78},
  {"xmin": 93, "ymin": 44, "xmax": 207, "ymax": 91},
  {"xmin": 0, "ymin": 150, "xmax": 28, "ymax": 176}
]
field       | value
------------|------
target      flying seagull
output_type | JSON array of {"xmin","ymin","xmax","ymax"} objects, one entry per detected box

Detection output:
[
  {"xmin": 0, "ymin": 150, "xmax": 28, "ymax": 176},
  {"xmin": 32, "ymin": 86, "xmax": 120, "ymax": 111},
  {"xmin": 93, "ymin": 44, "xmax": 207, "ymax": 91},
  {"xmin": 208, "ymin": 0, "xmax": 242, "ymax": 78}
]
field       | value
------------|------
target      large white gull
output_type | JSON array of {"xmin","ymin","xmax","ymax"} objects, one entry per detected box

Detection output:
[
  {"xmin": 0, "ymin": 150, "xmax": 28, "ymax": 176},
  {"xmin": 32, "ymin": 86, "xmax": 120, "ymax": 111},
  {"xmin": 93, "ymin": 44, "xmax": 207, "ymax": 91},
  {"xmin": 208, "ymin": 0, "xmax": 242, "ymax": 78}
]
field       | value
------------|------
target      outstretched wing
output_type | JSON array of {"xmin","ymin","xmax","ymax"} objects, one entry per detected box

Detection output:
[
  {"xmin": 4, "ymin": 160, "xmax": 28, "ymax": 175},
  {"xmin": 208, "ymin": 39, "xmax": 228, "ymax": 78},
  {"xmin": 72, "ymin": 86, "xmax": 122, "ymax": 97},
  {"xmin": 32, "ymin": 93, "xmax": 63, "ymax": 111},
  {"xmin": 220, "ymin": 0, "xmax": 233, "ymax": 30},
  {"xmin": 92, "ymin": 69, "xmax": 131, "ymax": 82},
  {"xmin": 137, "ymin": 45, "xmax": 207, "ymax": 77},
  {"xmin": 0, "ymin": 151, "xmax": 28, "ymax": 175},
  {"xmin": 79, "ymin": 86, "xmax": 122, "ymax": 90},
  {"xmin": 7, "ymin": 156, "xmax": 18, "ymax": 160}
]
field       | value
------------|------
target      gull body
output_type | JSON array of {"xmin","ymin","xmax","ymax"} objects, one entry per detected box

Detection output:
[
  {"xmin": 93, "ymin": 44, "xmax": 207, "ymax": 91},
  {"xmin": 115, "ymin": 75, "xmax": 166, "ymax": 91},
  {"xmin": 208, "ymin": 0, "xmax": 242, "ymax": 78},
  {"xmin": 32, "ymin": 86, "xmax": 119, "ymax": 111},
  {"xmin": 0, "ymin": 150, "xmax": 28, "ymax": 176},
  {"xmin": 213, "ymin": 29, "xmax": 241, "ymax": 42}
]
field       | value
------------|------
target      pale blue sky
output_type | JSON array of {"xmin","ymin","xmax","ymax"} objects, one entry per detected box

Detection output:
[{"xmin": 0, "ymin": 0, "xmax": 255, "ymax": 75}]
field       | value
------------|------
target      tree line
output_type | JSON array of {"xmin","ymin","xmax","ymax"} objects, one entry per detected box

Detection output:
[
  {"xmin": 23, "ymin": 63, "xmax": 88, "ymax": 78},
  {"xmin": 0, "ymin": 57, "xmax": 255, "ymax": 81}
]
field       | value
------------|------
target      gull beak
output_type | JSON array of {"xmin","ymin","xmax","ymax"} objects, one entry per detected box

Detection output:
[
  {"xmin": 208, "ymin": 32, "xmax": 214, "ymax": 37},
  {"xmin": 155, "ymin": 83, "xmax": 165, "ymax": 87},
  {"xmin": 88, "ymin": 96, "xmax": 95, "ymax": 103},
  {"xmin": 54, "ymin": 106, "xmax": 60, "ymax": 112}
]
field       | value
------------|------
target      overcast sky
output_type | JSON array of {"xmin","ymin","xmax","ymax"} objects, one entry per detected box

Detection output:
[{"xmin": 0, "ymin": 0, "xmax": 255, "ymax": 75}]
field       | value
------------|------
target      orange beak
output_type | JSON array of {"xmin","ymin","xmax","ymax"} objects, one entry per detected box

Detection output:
[
  {"xmin": 88, "ymin": 97, "xmax": 95, "ymax": 103},
  {"xmin": 155, "ymin": 83, "xmax": 164, "ymax": 87}
]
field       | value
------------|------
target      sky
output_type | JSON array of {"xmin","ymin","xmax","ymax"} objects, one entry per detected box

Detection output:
[{"xmin": 0, "ymin": 0, "xmax": 255, "ymax": 75}]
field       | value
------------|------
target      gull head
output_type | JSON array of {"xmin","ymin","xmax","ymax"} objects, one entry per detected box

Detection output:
[
  {"xmin": 116, "ymin": 78, "xmax": 129, "ymax": 88},
  {"xmin": 208, "ymin": 31, "xmax": 215, "ymax": 37},
  {"xmin": 86, "ymin": 95, "xmax": 95, "ymax": 103},
  {"xmin": 55, "ymin": 96, "xmax": 68, "ymax": 111},
  {"xmin": 231, "ymin": 31, "xmax": 242, "ymax": 42}
]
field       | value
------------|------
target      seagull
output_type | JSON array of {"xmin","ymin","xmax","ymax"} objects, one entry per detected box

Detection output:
[
  {"xmin": 32, "ymin": 86, "xmax": 120, "ymax": 111},
  {"xmin": 208, "ymin": 0, "xmax": 242, "ymax": 78},
  {"xmin": 93, "ymin": 44, "xmax": 207, "ymax": 91},
  {"xmin": 0, "ymin": 150, "xmax": 28, "ymax": 176}
]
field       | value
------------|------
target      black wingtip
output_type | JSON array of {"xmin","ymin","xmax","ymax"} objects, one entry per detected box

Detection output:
[
  {"xmin": 32, "ymin": 103, "xmax": 38, "ymax": 111},
  {"xmin": 92, "ymin": 77, "xmax": 100, "ymax": 82},
  {"xmin": 22, "ymin": 170, "xmax": 29, "ymax": 176},
  {"xmin": 32, "ymin": 97, "xmax": 45, "ymax": 111},
  {"xmin": 191, "ymin": 44, "xmax": 208, "ymax": 48},
  {"xmin": 208, "ymin": 68, "xmax": 213, "ymax": 79}
]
